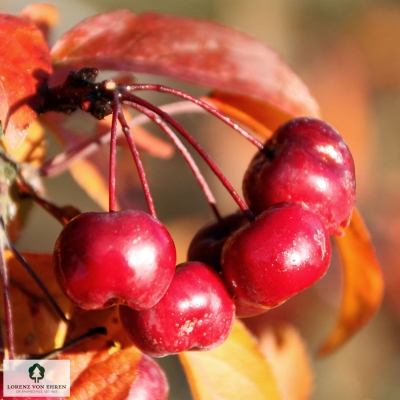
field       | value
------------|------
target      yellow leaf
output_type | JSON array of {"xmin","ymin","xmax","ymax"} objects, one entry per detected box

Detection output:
[
  {"xmin": 179, "ymin": 319, "xmax": 282, "ymax": 400},
  {"xmin": 18, "ymin": 3, "xmax": 59, "ymax": 39},
  {"xmin": 257, "ymin": 323, "xmax": 314, "ymax": 400},
  {"xmin": 68, "ymin": 151, "xmax": 112, "ymax": 211},
  {"xmin": 319, "ymin": 207, "xmax": 384, "ymax": 355},
  {"xmin": 3, "ymin": 120, "xmax": 46, "ymax": 167}
]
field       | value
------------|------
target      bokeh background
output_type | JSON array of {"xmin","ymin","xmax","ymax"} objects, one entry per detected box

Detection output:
[{"xmin": 3, "ymin": 0, "xmax": 400, "ymax": 398}]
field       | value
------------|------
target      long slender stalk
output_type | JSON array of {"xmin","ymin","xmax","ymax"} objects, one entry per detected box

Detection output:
[
  {"xmin": 117, "ymin": 105, "xmax": 157, "ymax": 218},
  {"xmin": 29, "ymin": 327, "xmax": 107, "ymax": 360},
  {"xmin": 40, "ymin": 101, "xmax": 206, "ymax": 178},
  {"xmin": 126, "ymin": 101, "xmax": 223, "ymax": 222},
  {"xmin": 122, "ymin": 90, "xmax": 254, "ymax": 221},
  {"xmin": 124, "ymin": 83, "xmax": 264, "ymax": 150},
  {"xmin": 109, "ymin": 91, "xmax": 119, "ymax": 213},
  {"xmin": 6, "ymin": 241, "xmax": 69, "ymax": 323}
]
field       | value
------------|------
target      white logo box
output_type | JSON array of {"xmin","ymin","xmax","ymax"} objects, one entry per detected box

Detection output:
[{"xmin": 3, "ymin": 359, "xmax": 70, "ymax": 397}]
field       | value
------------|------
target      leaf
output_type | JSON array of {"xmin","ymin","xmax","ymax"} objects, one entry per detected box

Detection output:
[
  {"xmin": 51, "ymin": 10, "xmax": 319, "ymax": 130},
  {"xmin": 179, "ymin": 319, "xmax": 281, "ymax": 400},
  {"xmin": 18, "ymin": 3, "xmax": 59, "ymax": 39},
  {"xmin": 257, "ymin": 322, "xmax": 314, "ymax": 400},
  {"xmin": 69, "ymin": 153, "xmax": 113, "ymax": 211},
  {"xmin": 41, "ymin": 112, "xmax": 119, "ymax": 211},
  {"xmin": 61, "ymin": 307, "xmax": 169, "ymax": 400},
  {"xmin": 318, "ymin": 207, "xmax": 384, "ymax": 355},
  {"xmin": 66, "ymin": 344, "xmax": 168, "ymax": 400},
  {"xmin": 202, "ymin": 96, "xmax": 274, "ymax": 139},
  {"xmin": 0, "ymin": 14, "xmax": 52, "ymax": 149},
  {"xmin": 1, "ymin": 250, "xmax": 73, "ymax": 356},
  {"xmin": 41, "ymin": 111, "xmax": 172, "ymax": 211},
  {"xmin": 207, "ymin": 92, "xmax": 313, "ymax": 136},
  {"xmin": 3, "ymin": 120, "xmax": 46, "ymax": 168}
]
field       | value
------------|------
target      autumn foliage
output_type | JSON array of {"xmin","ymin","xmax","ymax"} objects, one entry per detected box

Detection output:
[{"xmin": 0, "ymin": 4, "xmax": 384, "ymax": 400}]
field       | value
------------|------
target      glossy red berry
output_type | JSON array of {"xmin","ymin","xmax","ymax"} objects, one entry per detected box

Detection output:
[
  {"xmin": 53, "ymin": 210, "xmax": 176, "ymax": 310},
  {"xmin": 187, "ymin": 211, "xmax": 248, "ymax": 271},
  {"xmin": 119, "ymin": 261, "xmax": 235, "ymax": 357},
  {"xmin": 221, "ymin": 203, "xmax": 331, "ymax": 308},
  {"xmin": 243, "ymin": 117, "xmax": 356, "ymax": 235}
]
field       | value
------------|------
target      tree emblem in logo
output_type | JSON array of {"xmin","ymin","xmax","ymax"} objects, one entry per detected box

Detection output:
[{"xmin": 29, "ymin": 363, "xmax": 45, "ymax": 383}]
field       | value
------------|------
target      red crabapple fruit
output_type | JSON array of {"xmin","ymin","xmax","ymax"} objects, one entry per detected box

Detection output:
[
  {"xmin": 234, "ymin": 296, "xmax": 268, "ymax": 318},
  {"xmin": 119, "ymin": 261, "xmax": 235, "ymax": 357},
  {"xmin": 221, "ymin": 203, "xmax": 331, "ymax": 308},
  {"xmin": 243, "ymin": 117, "xmax": 356, "ymax": 235},
  {"xmin": 187, "ymin": 211, "xmax": 248, "ymax": 271},
  {"xmin": 53, "ymin": 210, "xmax": 176, "ymax": 310}
]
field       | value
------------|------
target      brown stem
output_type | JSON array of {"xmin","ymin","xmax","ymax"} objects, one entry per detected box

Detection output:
[
  {"xmin": 0, "ymin": 222, "xmax": 14, "ymax": 359},
  {"xmin": 29, "ymin": 327, "xmax": 107, "ymax": 360},
  {"xmin": 6, "ymin": 241, "xmax": 69, "ymax": 323}
]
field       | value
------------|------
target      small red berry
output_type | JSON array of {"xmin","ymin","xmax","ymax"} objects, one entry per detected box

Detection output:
[
  {"xmin": 187, "ymin": 211, "xmax": 248, "ymax": 271},
  {"xmin": 120, "ymin": 261, "xmax": 235, "ymax": 357},
  {"xmin": 53, "ymin": 210, "xmax": 176, "ymax": 310},
  {"xmin": 234, "ymin": 296, "xmax": 268, "ymax": 318},
  {"xmin": 243, "ymin": 117, "xmax": 356, "ymax": 235},
  {"xmin": 221, "ymin": 203, "xmax": 331, "ymax": 308}
]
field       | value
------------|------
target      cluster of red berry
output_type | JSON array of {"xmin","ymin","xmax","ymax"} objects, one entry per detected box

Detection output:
[
  {"xmin": 51, "ymin": 71, "xmax": 355, "ymax": 357},
  {"xmin": 190, "ymin": 118, "xmax": 355, "ymax": 318}
]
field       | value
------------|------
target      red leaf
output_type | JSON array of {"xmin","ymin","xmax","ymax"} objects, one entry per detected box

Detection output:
[
  {"xmin": 0, "ymin": 14, "xmax": 52, "ymax": 149},
  {"xmin": 51, "ymin": 10, "xmax": 319, "ymax": 123}
]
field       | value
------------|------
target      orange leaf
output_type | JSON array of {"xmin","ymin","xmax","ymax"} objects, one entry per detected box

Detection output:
[
  {"xmin": 61, "ymin": 307, "xmax": 169, "ymax": 400},
  {"xmin": 0, "ymin": 14, "xmax": 52, "ymax": 149},
  {"xmin": 202, "ymin": 96, "xmax": 274, "ymax": 139},
  {"xmin": 179, "ymin": 319, "xmax": 281, "ymax": 400},
  {"xmin": 318, "ymin": 207, "xmax": 384, "ymax": 355},
  {"xmin": 208, "ymin": 91, "xmax": 320, "ymax": 135},
  {"xmin": 257, "ymin": 323, "xmax": 314, "ymax": 400},
  {"xmin": 66, "ymin": 345, "xmax": 168, "ymax": 400},
  {"xmin": 18, "ymin": 3, "xmax": 59, "ymax": 39},
  {"xmin": 1, "ymin": 250, "xmax": 73, "ymax": 356}
]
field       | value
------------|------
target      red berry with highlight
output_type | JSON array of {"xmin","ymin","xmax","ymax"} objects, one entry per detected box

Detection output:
[
  {"xmin": 53, "ymin": 210, "xmax": 176, "ymax": 310},
  {"xmin": 120, "ymin": 261, "xmax": 235, "ymax": 357},
  {"xmin": 221, "ymin": 203, "xmax": 331, "ymax": 308},
  {"xmin": 243, "ymin": 117, "xmax": 356, "ymax": 235}
]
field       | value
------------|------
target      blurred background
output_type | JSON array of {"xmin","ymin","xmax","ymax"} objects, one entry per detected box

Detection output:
[{"xmin": 3, "ymin": 0, "xmax": 400, "ymax": 398}]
